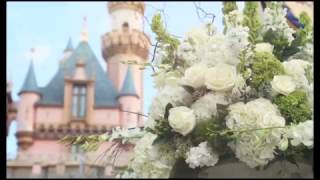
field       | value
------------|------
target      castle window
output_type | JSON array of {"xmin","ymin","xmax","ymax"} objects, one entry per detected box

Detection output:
[{"xmin": 72, "ymin": 84, "xmax": 87, "ymax": 120}]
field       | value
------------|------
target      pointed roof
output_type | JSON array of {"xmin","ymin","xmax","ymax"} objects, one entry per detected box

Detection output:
[
  {"xmin": 118, "ymin": 66, "xmax": 138, "ymax": 97},
  {"xmin": 18, "ymin": 61, "xmax": 41, "ymax": 95},
  {"xmin": 64, "ymin": 37, "xmax": 74, "ymax": 52},
  {"xmin": 37, "ymin": 41, "xmax": 119, "ymax": 107}
]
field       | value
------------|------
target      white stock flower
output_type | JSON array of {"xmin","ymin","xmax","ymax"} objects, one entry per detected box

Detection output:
[
  {"xmin": 254, "ymin": 43, "xmax": 274, "ymax": 53},
  {"xmin": 191, "ymin": 93, "xmax": 229, "ymax": 120},
  {"xmin": 168, "ymin": 106, "xmax": 196, "ymax": 136},
  {"xmin": 287, "ymin": 120, "xmax": 313, "ymax": 147},
  {"xmin": 185, "ymin": 26, "xmax": 209, "ymax": 45},
  {"xmin": 181, "ymin": 64, "xmax": 208, "ymax": 89},
  {"xmin": 224, "ymin": 10, "xmax": 244, "ymax": 28},
  {"xmin": 263, "ymin": 5, "xmax": 295, "ymax": 45},
  {"xmin": 226, "ymin": 98, "xmax": 286, "ymax": 168},
  {"xmin": 186, "ymin": 142, "xmax": 219, "ymax": 169},
  {"xmin": 205, "ymin": 63, "xmax": 237, "ymax": 92},
  {"xmin": 271, "ymin": 75, "xmax": 296, "ymax": 96}
]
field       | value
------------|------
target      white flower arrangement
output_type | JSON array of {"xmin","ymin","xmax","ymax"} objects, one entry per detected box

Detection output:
[{"xmin": 104, "ymin": 2, "xmax": 313, "ymax": 178}]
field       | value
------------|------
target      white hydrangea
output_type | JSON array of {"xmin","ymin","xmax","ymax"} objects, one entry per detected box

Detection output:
[
  {"xmin": 287, "ymin": 120, "xmax": 313, "ymax": 147},
  {"xmin": 263, "ymin": 5, "xmax": 295, "ymax": 45},
  {"xmin": 130, "ymin": 132, "xmax": 176, "ymax": 178},
  {"xmin": 191, "ymin": 93, "xmax": 230, "ymax": 120},
  {"xmin": 226, "ymin": 98, "xmax": 286, "ymax": 168},
  {"xmin": 149, "ymin": 85, "xmax": 192, "ymax": 121},
  {"xmin": 185, "ymin": 141, "xmax": 219, "ymax": 169}
]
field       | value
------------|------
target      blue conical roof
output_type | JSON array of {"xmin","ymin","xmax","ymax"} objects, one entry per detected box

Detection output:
[
  {"xmin": 19, "ymin": 61, "xmax": 41, "ymax": 95},
  {"xmin": 64, "ymin": 37, "xmax": 74, "ymax": 52},
  {"xmin": 119, "ymin": 66, "xmax": 138, "ymax": 97},
  {"xmin": 37, "ymin": 41, "xmax": 119, "ymax": 107}
]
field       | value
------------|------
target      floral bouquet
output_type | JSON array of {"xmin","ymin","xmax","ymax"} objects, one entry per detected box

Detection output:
[
  {"xmin": 115, "ymin": 2, "xmax": 313, "ymax": 178},
  {"xmin": 62, "ymin": 2, "xmax": 313, "ymax": 178}
]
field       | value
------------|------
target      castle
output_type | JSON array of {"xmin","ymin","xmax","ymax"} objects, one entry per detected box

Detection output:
[{"xmin": 7, "ymin": 2, "xmax": 150, "ymax": 178}]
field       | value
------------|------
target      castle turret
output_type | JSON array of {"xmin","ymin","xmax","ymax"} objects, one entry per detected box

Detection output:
[
  {"xmin": 118, "ymin": 66, "xmax": 141, "ymax": 128},
  {"xmin": 16, "ymin": 59, "xmax": 41, "ymax": 150},
  {"xmin": 102, "ymin": 2, "xmax": 151, "ymax": 116}
]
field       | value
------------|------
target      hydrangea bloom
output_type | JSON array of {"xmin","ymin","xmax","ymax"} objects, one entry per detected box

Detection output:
[
  {"xmin": 130, "ymin": 133, "xmax": 176, "ymax": 178},
  {"xmin": 191, "ymin": 93, "xmax": 229, "ymax": 120},
  {"xmin": 185, "ymin": 142, "xmax": 219, "ymax": 169},
  {"xmin": 287, "ymin": 120, "xmax": 313, "ymax": 147},
  {"xmin": 226, "ymin": 98, "xmax": 286, "ymax": 168}
]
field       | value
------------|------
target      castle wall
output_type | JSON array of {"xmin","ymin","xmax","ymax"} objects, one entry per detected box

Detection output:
[
  {"xmin": 92, "ymin": 109, "xmax": 120, "ymax": 127},
  {"xmin": 35, "ymin": 107, "xmax": 64, "ymax": 125},
  {"xmin": 111, "ymin": 9, "xmax": 143, "ymax": 31}
]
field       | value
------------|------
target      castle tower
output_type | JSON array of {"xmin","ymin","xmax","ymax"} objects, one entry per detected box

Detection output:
[
  {"xmin": 16, "ymin": 57, "xmax": 41, "ymax": 151},
  {"xmin": 102, "ymin": 2, "xmax": 151, "ymax": 118}
]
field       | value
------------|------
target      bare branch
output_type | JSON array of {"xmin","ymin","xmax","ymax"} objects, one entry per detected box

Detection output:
[
  {"xmin": 193, "ymin": 2, "xmax": 216, "ymax": 24},
  {"xmin": 120, "ymin": 110, "xmax": 149, "ymax": 118}
]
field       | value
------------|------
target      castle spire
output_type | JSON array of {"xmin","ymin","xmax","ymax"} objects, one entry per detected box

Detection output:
[
  {"xmin": 18, "ymin": 48, "xmax": 41, "ymax": 95},
  {"xmin": 64, "ymin": 37, "xmax": 74, "ymax": 52},
  {"xmin": 118, "ymin": 65, "xmax": 138, "ymax": 97},
  {"xmin": 80, "ymin": 17, "xmax": 88, "ymax": 42}
]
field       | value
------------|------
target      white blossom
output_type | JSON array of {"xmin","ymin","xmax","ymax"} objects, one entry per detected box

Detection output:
[
  {"xmin": 191, "ymin": 93, "xmax": 229, "ymax": 120},
  {"xmin": 271, "ymin": 75, "xmax": 296, "ymax": 96},
  {"xmin": 226, "ymin": 98, "xmax": 286, "ymax": 168},
  {"xmin": 168, "ymin": 106, "xmax": 196, "ymax": 136},
  {"xmin": 287, "ymin": 120, "xmax": 313, "ymax": 147},
  {"xmin": 185, "ymin": 142, "xmax": 219, "ymax": 169}
]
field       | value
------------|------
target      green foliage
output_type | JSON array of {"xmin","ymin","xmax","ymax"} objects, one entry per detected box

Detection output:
[
  {"xmin": 242, "ymin": 2, "xmax": 263, "ymax": 44},
  {"xmin": 250, "ymin": 52, "xmax": 285, "ymax": 90},
  {"xmin": 151, "ymin": 13, "xmax": 180, "ymax": 65},
  {"xmin": 273, "ymin": 90, "xmax": 312, "ymax": 124},
  {"xmin": 222, "ymin": 1, "xmax": 238, "ymax": 33},
  {"xmin": 305, "ymin": 65, "xmax": 313, "ymax": 84},
  {"xmin": 263, "ymin": 29, "xmax": 290, "ymax": 60},
  {"xmin": 59, "ymin": 134, "xmax": 109, "ymax": 152}
]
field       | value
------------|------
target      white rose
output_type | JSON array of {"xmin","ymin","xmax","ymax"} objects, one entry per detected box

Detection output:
[
  {"xmin": 254, "ymin": 43, "xmax": 274, "ymax": 53},
  {"xmin": 153, "ymin": 71, "xmax": 180, "ymax": 89},
  {"xmin": 205, "ymin": 63, "xmax": 237, "ymax": 92},
  {"xmin": 271, "ymin": 75, "xmax": 296, "ymax": 96},
  {"xmin": 168, "ymin": 106, "xmax": 196, "ymax": 136},
  {"xmin": 181, "ymin": 64, "xmax": 208, "ymax": 89}
]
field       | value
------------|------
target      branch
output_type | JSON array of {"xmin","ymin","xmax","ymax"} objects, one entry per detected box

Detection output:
[
  {"xmin": 120, "ymin": 110, "xmax": 149, "ymax": 118},
  {"xmin": 193, "ymin": 2, "xmax": 216, "ymax": 24}
]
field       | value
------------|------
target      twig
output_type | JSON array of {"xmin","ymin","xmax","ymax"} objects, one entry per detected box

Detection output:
[
  {"xmin": 193, "ymin": 2, "xmax": 216, "ymax": 24},
  {"xmin": 120, "ymin": 110, "xmax": 149, "ymax": 118}
]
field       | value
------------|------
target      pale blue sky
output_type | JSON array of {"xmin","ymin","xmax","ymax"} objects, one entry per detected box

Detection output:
[{"xmin": 6, "ymin": 1, "xmax": 244, "ymax": 159}]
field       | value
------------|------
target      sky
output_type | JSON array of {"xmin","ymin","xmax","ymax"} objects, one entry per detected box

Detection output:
[{"xmin": 6, "ymin": 1, "xmax": 244, "ymax": 159}]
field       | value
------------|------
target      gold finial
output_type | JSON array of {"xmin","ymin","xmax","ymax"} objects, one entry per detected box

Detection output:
[{"xmin": 81, "ymin": 17, "xmax": 88, "ymax": 42}]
